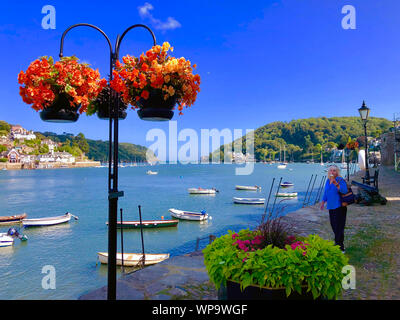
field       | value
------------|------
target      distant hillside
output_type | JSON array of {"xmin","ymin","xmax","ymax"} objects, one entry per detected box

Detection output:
[
  {"xmin": 213, "ymin": 116, "xmax": 393, "ymax": 162},
  {"xmin": 38, "ymin": 131, "xmax": 155, "ymax": 162}
]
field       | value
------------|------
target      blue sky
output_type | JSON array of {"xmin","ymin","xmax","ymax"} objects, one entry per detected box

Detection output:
[{"xmin": 1, "ymin": 0, "xmax": 400, "ymax": 149}]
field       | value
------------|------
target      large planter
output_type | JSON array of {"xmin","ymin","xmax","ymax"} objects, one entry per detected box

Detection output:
[
  {"xmin": 136, "ymin": 89, "xmax": 176, "ymax": 121},
  {"xmin": 95, "ymin": 87, "xmax": 127, "ymax": 120},
  {"xmin": 224, "ymin": 280, "xmax": 318, "ymax": 300},
  {"xmin": 39, "ymin": 93, "xmax": 80, "ymax": 123}
]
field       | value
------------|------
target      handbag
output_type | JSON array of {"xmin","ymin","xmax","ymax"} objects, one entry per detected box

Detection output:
[{"xmin": 339, "ymin": 178, "xmax": 355, "ymax": 206}]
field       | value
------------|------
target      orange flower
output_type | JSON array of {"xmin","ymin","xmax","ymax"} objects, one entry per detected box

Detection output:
[{"xmin": 141, "ymin": 90, "xmax": 149, "ymax": 100}]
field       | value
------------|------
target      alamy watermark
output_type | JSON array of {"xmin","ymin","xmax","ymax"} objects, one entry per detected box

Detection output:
[
  {"xmin": 146, "ymin": 121, "xmax": 255, "ymax": 175},
  {"xmin": 342, "ymin": 5, "xmax": 356, "ymax": 30},
  {"xmin": 41, "ymin": 265, "xmax": 56, "ymax": 290},
  {"xmin": 41, "ymin": 5, "xmax": 56, "ymax": 30}
]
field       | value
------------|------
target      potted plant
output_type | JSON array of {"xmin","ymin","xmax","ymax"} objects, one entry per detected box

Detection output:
[
  {"xmin": 18, "ymin": 56, "xmax": 107, "ymax": 122},
  {"xmin": 203, "ymin": 213, "xmax": 348, "ymax": 300},
  {"xmin": 110, "ymin": 42, "xmax": 200, "ymax": 121},
  {"xmin": 86, "ymin": 86, "xmax": 128, "ymax": 120}
]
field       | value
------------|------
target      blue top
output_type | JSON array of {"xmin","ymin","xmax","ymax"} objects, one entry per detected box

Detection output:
[{"xmin": 322, "ymin": 177, "xmax": 348, "ymax": 210}]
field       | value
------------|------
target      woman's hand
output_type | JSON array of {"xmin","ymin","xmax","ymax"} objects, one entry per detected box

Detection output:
[
  {"xmin": 320, "ymin": 201, "xmax": 325, "ymax": 210},
  {"xmin": 328, "ymin": 175, "xmax": 336, "ymax": 184}
]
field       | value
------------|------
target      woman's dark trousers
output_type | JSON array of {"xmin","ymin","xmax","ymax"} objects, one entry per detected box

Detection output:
[{"xmin": 328, "ymin": 206, "xmax": 347, "ymax": 251}]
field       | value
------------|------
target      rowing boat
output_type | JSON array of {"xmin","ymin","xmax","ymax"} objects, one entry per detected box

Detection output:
[
  {"xmin": 168, "ymin": 208, "xmax": 209, "ymax": 221},
  {"xmin": 22, "ymin": 213, "xmax": 76, "ymax": 227},
  {"xmin": 0, "ymin": 233, "xmax": 14, "ymax": 247},
  {"xmin": 235, "ymin": 185, "xmax": 261, "ymax": 191},
  {"xmin": 188, "ymin": 188, "xmax": 217, "ymax": 194},
  {"xmin": 276, "ymin": 192, "xmax": 298, "ymax": 198},
  {"xmin": 97, "ymin": 252, "xmax": 169, "ymax": 266},
  {"xmin": 0, "ymin": 213, "xmax": 27, "ymax": 225},
  {"xmin": 280, "ymin": 182, "xmax": 294, "ymax": 188},
  {"xmin": 233, "ymin": 197, "xmax": 265, "ymax": 204},
  {"xmin": 106, "ymin": 219, "xmax": 179, "ymax": 229}
]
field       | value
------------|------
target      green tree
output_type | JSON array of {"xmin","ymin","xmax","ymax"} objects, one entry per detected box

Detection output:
[{"xmin": 0, "ymin": 121, "xmax": 11, "ymax": 133}]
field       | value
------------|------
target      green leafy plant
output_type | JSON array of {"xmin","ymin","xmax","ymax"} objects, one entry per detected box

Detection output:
[{"xmin": 203, "ymin": 230, "xmax": 348, "ymax": 299}]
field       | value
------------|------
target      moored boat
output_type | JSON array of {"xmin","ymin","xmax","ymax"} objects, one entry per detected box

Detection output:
[
  {"xmin": 276, "ymin": 192, "xmax": 298, "ymax": 198},
  {"xmin": 188, "ymin": 187, "xmax": 217, "ymax": 194},
  {"xmin": 235, "ymin": 185, "xmax": 261, "ymax": 191},
  {"xmin": 277, "ymin": 163, "xmax": 287, "ymax": 169},
  {"xmin": 146, "ymin": 170, "xmax": 158, "ymax": 175},
  {"xmin": 107, "ymin": 219, "xmax": 179, "ymax": 229},
  {"xmin": 280, "ymin": 182, "xmax": 294, "ymax": 188},
  {"xmin": 0, "ymin": 213, "xmax": 27, "ymax": 225},
  {"xmin": 0, "ymin": 233, "xmax": 14, "ymax": 247},
  {"xmin": 233, "ymin": 197, "xmax": 265, "ymax": 205},
  {"xmin": 169, "ymin": 208, "xmax": 209, "ymax": 221},
  {"xmin": 22, "ymin": 212, "xmax": 77, "ymax": 227},
  {"xmin": 97, "ymin": 252, "xmax": 169, "ymax": 266}
]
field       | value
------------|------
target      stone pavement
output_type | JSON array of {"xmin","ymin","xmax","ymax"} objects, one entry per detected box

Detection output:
[{"xmin": 79, "ymin": 251, "xmax": 218, "ymax": 300}]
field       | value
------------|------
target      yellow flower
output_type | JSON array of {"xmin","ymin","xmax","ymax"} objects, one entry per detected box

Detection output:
[{"xmin": 162, "ymin": 42, "xmax": 171, "ymax": 52}]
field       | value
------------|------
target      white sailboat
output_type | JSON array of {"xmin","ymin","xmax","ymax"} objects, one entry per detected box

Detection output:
[{"xmin": 277, "ymin": 145, "xmax": 287, "ymax": 169}]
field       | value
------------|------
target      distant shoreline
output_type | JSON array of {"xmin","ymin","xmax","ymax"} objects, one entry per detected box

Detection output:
[{"xmin": 0, "ymin": 160, "xmax": 101, "ymax": 170}]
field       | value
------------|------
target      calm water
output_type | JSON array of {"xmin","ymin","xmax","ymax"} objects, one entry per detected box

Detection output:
[{"xmin": 0, "ymin": 163, "xmax": 348, "ymax": 299}]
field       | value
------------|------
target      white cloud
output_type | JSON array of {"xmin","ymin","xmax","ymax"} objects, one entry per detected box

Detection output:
[{"xmin": 138, "ymin": 2, "xmax": 181, "ymax": 31}]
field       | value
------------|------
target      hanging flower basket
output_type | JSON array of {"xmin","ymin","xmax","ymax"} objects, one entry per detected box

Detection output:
[
  {"xmin": 18, "ymin": 56, "xmax": 107, "ymax": 123},
  {"xmin": 86, "ymin": 86, "xmax": 128, "ymax": 120},
  {"xmin": 111, "ymin": 42, "xmax": 200, "ymax": 121},
  {"xmin": 39, "ymin": 92, "xmax": 80, "ymax": 123}
]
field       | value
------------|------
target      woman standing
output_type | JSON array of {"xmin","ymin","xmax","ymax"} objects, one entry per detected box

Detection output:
[{"xmin": 320, "ymin": 165, "xmax": 348, "ymax": 253}]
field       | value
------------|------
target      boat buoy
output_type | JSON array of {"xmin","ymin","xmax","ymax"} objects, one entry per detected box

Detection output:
[{"xmin": 161, "ymin": 216, "xmax": 164, "ymax": 220}]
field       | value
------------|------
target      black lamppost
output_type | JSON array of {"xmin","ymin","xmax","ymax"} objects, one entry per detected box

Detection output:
[
  {"xmin": 59, "ymin": 23, "xmax": 170, "ymax": 300},
  {"xmin": 358, "ymin": 101, "xmax": 370, "ymax": 184}
]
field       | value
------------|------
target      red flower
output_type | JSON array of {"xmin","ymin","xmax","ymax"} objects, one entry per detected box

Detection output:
[{"xmin": 141, "ymin": 90, "xmax": 149, "ymax": 100}]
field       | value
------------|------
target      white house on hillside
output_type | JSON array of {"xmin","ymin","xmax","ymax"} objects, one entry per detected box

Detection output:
[{"xmin": 11, "ymin": 125, "xmax": 36, "ymax": 141}]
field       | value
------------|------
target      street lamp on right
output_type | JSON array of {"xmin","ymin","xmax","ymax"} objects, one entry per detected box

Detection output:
[{"xmin": 358, "ymin": 101, "xmax": 370, "ymax": 184}]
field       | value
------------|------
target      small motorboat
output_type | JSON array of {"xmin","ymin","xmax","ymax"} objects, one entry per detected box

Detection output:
[
  {"xmin": 0, "ymin": 233, "xmax": 14, "ymax": 247},
  {"xmin": 280, "ymin": 182, "xmax": 294, "ymax": 188},
  {"xmin": 97, "ymin": 252, "xmax": 169, "ymax": 267},
  {"xmin": 235, "ymin": 185, "xmax": 261, "ymax": 191},
  {"xmin": 0, "ymin": 213, "xmax": 27, "ymax": 225},
  {"xmin": 22, "ymin": 212, "xmax": 78, "ymax": 227},
  {"xmin": 188, "ymin": 188, "xmax": 218, "ymax": 195},
  {"xmin": 169, "ymin": 208, "xmax": 210, "ymax": 221},
  {"xmin": 277, "ymin": 163, "xmax": 287, "ymax": 169},
  {"xmin": 233, "ymin": 197, "xmax": 265, "ymax": 205},
  {"xmin": 107, "ymin": 219, "xmax": 179, "ymax": 229},
  {"xmin": 146, "ymin": 170, "xmax": 158, "ymax": 175},
  {"xmin": 276, "ymin": 192, "xmax": 298, "ymax": 198}
]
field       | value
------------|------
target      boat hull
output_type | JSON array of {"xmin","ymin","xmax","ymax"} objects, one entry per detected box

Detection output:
[
  {"xmin": 169, "ymin": 209, "xmax": 209, "ymax": 221},
  {"xmin": 0, "ymin": 213, "xmax": 27, "ymax": 225},
  {"xmin": 233, "ymin": 197, "xmax": 265, "ymax": 204},
  {"xmin": 107, "ymin": 220, "xmax": 179, "ymax": 229},
  {"xmin": 235, "ymin": 185, "xmax": 261, "ymax": 191},
  {"xmin": 188, "ymin": 188, "xmax": 216, "ymax": 194},
  {"xmin": 0, "ymin": 234, "xmax": 14, "ymax": 247},
  {"xmin": 276, "ymin": 193, "xmax": 298, "ymax": 197},
  {"xmin": 22, "ymin": 213, "xmax": 72, "ymax": 227},
  {"xmin": 97, "ymin": 252, "xmax": 169, "ymax": 266}
]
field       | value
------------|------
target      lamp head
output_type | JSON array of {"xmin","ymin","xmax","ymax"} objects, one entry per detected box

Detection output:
[{"xmin": 358, "ymin": 100, "xmax": 370, "ymax": 122}]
